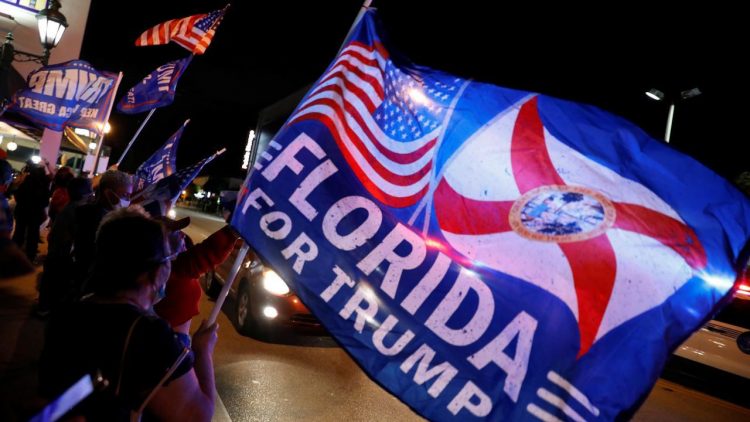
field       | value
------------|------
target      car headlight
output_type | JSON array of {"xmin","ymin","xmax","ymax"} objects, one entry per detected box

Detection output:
[
  {"xmin": 262, "ymin": 270, "xmax": 290, "ymax": 296},
  {"xmin": 167, "ymin": 208, "xmax": 177, "ymax": 219}
]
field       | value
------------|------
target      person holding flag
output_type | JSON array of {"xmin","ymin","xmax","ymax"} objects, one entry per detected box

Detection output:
[
  {"xmin": 134, "ymin": 149, "xmax": 238, "ymax": 340},
  {"xmin": 39, "ymin": 206, "xmax": 219, "ymax": 421}
]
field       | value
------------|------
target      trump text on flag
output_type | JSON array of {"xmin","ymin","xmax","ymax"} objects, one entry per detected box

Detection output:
[
  {"xmin": 238, "ymin": 132, "xmax": 540, "ymax": 417},
  {"xmin": 9, "ymin": 60, "xmax": 117, "ymax": 131}
]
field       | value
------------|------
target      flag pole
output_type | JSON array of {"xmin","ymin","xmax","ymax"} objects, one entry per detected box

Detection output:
[
  {"xmin": 91, "ymin": 72, "xmax": 124, "ymax": 177},
  {"xmin": 117, "ymin": 51, "xmax": 199, "ymax": 168},
  {"xmin": 116, "ymin": 108, "xmax": 156, "ymax": 167},
  {"xmin": 204, "ymin": 146, "xmax": 234, "ymax": 324},
  {"xmin": 208, "ymin": 243, "xmax": 249, "ymax": 325},
  {"xmin": 337, "ymin": 0, "xmax": 373, "ymax": 54}
]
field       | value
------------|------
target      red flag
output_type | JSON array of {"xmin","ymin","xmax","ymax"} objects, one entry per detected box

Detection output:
[{"xmin": 135, "ymin": 5, "xmax": 228, "ymax": 55}]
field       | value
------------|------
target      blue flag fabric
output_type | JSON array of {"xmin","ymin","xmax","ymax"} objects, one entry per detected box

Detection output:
[
  {"xmin": 231, "ymin": 9, "xmax": 750, "ymax": 421},
  {"xmin": 116, "ymin": 56, "xmax": 192, "ymax": 114},
  {"xmin": 134, "ymin": 153, "xmax": 216, "ymax": 213},
  {"xmin": 8, "ymin": 60, "xmax": 117, "ymax": 131},
  {"xmin": 133, "ymin": 121, "xmax": 186, "ymax": 192}
]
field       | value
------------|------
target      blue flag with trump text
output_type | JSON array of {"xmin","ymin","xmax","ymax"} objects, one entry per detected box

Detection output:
[
  {"xmin": 134, "ymin": 153, "xmax": 217, "ymax": 207},
  {"xmin": 133, "ymin": 121, "xmax": 187, "ymax": 192},
  {"xmin": 231, "ymin": 9, "xmax": 750, "ymax": 421},
  {"xmin": 117, "ymin": 56, "xmax": 192, "ymax": 114},
  {"xmin": 8, "ymin": 60, "xmax": 117, "ymax": 131}
]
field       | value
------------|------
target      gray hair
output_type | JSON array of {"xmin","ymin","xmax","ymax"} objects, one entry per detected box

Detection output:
[{"xmin": 97, "ymin": 170, "xmax": 132, "ymax": 195}]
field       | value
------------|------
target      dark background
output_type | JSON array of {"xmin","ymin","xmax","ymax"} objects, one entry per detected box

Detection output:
[{"xmin": 81, "ymin": 1, "xmax": 748, "ymax": 181}]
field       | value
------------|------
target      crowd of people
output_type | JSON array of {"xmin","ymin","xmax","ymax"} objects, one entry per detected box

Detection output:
[{"xmin": 1, "ymin": 152, "xmax": 239, "ymax": 421}]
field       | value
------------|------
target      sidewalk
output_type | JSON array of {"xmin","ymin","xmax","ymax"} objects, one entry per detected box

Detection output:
[{"xmin": 0, "ymin": 266, "xmax": 46, "ymax": 421}]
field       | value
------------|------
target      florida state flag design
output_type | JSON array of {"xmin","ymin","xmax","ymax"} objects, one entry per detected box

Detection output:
[
  {"xmin": 434, "ymin": 96, "xmax": 707, "ymax": 357},
  {"xmin": 232, "ymin": 9, "xmax": 750, "ymax": 421}
]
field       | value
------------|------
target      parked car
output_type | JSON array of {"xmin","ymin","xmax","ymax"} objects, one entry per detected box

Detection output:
[
  {"xmin": 201, "ymin": 240, "xmax": 326, "ymax": 336},
  {"xmin": 673, "ymin": 283, "xmax": 750, "ymax": 379}
]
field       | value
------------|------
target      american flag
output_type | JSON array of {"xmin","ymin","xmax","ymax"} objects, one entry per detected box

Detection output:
[
  {"xmin": 289, "ymin": 38, "xmax": 464, "ymax": 208},
  {"xmin": 135, "ymin": 5, "xmax": 228, "ymax": 55}
]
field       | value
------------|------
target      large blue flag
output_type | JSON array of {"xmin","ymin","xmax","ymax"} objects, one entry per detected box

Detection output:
[
  {"xmin": 133, "ymin": 120, "xmax": 187, "ymax": 192},
  {"xmin": 8, "ymin": 60, "xmax": 117, "ymax": 131},
  {"xmin": 116, "ymin": 56, "xmax": 192, "ymax": 114},
  {"xmin": 231, "ymin": 9, "xmax": 750, "ymax": 421}
]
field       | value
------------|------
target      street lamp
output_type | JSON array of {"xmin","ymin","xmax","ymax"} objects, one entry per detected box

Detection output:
[
  {"xmin": 36, "ymin": 0, "xmax": 70, "ymax": 62},
  {"xmin": 0, "ymin": 0, "xmax": 68, "ymax": 68},
  {"xmin": 645, "ymin": 87, "xmax": 702, "ymax": 143}
]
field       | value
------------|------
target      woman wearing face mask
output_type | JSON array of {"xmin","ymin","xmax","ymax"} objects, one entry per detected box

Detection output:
[
  {"xmin": 39, "ymin": 206, "xmax": 218, "ymax": 421},
  {"xmin": 154, "ymin": 208, "xmax": 239, "ymax": 342}
]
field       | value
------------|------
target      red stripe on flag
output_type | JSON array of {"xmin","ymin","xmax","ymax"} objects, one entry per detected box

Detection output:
[
  {"xmin": 157, "ymin": 23, "xmax": 167, "ymax": 44},
  {"xmin": 335, "ymin": 49, "xmax": 382, "ymax": 74},
  {"xmin": 292, "ymin": 98, "xmax": 432, "ymax": 186},
  {"xmin": 558, "ymin": 234, "xmax": 617, "ymax": 358},
  {"xmin": 313, "ymin": 70, "xmax": 379, "ymax": 114},
  {"xmin": 295, "ymin": 89, "xmax": 435, "ymax": 166},
  {"xmin": 292, "ymin": 112, "xmax": 429, "ymax": 207},
  {"xmin": 435, "ymin": 178, "xmax": 514, "ymax": 234},
  {"xmin": 372, "ymin": 41, "xmax": 391, "ymax": 60},
  {"xmin": 613, "ymin": 202, "xmax": 707, "ymax": 269},
  {"xmin": 321, "ymin": 59, "xmax": 384, "ymax": 101},
  {"xmin": 510, "ymin": 96, "xmax": 566, "ymax": 194}
]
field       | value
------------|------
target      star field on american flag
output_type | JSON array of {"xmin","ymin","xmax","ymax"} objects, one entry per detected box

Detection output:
[
  {"xmin": 375, "ymin": 66, "xmax": 461, "ymax": 141},
  {"xmin": 289, "ymin": 36, "xmax": 465, "ymax": 207}
]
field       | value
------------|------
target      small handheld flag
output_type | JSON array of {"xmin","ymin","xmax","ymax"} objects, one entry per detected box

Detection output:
[
  {"xmin": 134, "ymin": 149, "xmax": 223, "ymax": 206},
  {"xmin": 135, "ymin": 5, "xmax": 229, "ymax": 55},
  {"xmin": 133, "ymin": 120, "xmax": 188, "ymax": 191}
]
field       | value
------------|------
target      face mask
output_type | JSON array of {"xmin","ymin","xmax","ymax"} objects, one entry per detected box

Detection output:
[{"xmin": 106, "ymin": 190, "xmax": 130, "ymax": 209}]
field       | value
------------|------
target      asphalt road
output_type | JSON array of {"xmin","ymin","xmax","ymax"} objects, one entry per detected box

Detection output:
[{"xmin": 176, "ymin": 207, "xmax": 750, "ymax": 422}]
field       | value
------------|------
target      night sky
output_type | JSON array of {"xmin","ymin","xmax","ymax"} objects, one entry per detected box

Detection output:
[{"xmin": 81, "ymin": 1, "xmax": 747, "ymax": 181}]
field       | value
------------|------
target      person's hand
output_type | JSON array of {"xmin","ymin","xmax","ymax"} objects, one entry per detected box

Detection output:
[{"xmin": 191, "ymin": 319, "xmax": 219, "ymax": 355}]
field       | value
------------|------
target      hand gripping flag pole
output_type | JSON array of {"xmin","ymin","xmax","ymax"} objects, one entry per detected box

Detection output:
[
  {"xmin": 207, "ymin": 243, "xmax": 249, "ymax": 325},
  {"xmin": 206, "ymin": 146, "xmax": 238, "ymax": 324}
]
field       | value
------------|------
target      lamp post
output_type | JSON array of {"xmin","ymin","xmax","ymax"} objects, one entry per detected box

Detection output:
[
  {"xmin": 0, "ymin": 0, "xmax": 68, "ymax": 67},
  {"xmin": 645, "ymin": 87, "xmax": 702, "ymax": 143}
]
